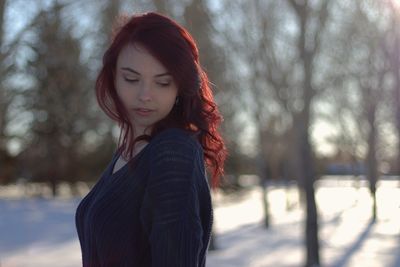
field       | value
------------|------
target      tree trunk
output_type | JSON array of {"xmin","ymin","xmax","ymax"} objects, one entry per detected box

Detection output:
[
  {"xmin": 261, "ymin": 183, "xmax": 270, "ymax": 228},
  {"xmin": 392, "ymin": 24, "xmax": 400, "ymax": 178},
  {"xmin": 286, "ymin": 0, "xmax": 324, "ymax": 263},
  {"xmin": 49, "ymin": 167, "xmax": 58, "ymax": 197},
  {"xmin": 256, "ymin": 128, "xmax": 271, "ymax": 229},
  {"xmin": 0, "ymin": 0, "xmax": 7, "ymax": 151},
  {"xmin": 296, "ymin": 112, "xmax": 320, "ymax": 267},
  {"xmin": 366, "ymin": 108, "xmax": 378, "ymax": 222}
]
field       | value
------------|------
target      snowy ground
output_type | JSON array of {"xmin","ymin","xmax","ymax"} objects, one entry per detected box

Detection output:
[{"xmin": 0, "ymin": 178, "xmax": 399, "ymax": 267}]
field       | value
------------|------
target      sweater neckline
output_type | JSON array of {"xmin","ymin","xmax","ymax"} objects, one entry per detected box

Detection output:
[
  {"xmin": 108, "ymin": 127, "xmax": 191, "ymax": 177},
  {"xmin": 110, "ymin": 144, "xmax": 149, "ymax": 177}
]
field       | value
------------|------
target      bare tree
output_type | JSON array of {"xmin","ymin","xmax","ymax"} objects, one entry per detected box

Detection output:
[
  {"xmin": 181, "ymin": 0, "xmax": 238, "ymax": 249},
  {"xmin": 0, "ymin": 0, "xmax": 6, "ymax": 147},
  {"xmin": 283, "ymin": 1, "xmax": 335, "ymax": 265},
  {"xmin": 224, "ymin": 1, "xmax": 331, "ymax": 263},
  {"xmin": 347, "ymin": 1, "xmax": 390, "ymax": 221},
  {"xmin": 0, "ymin": 0, "xmax": 11, "ymax": 182},
  {"xmin": 16, "ymin": 2, "xmax": 92, "ymax": 196},
  {"xmin": 218, "ymin": 0, "xmax": 289, "ymax": 229},
  {"xmin": 0, "ymin": 0, "xmax": 45, "ymax": 183},
  {"xmin": 383, "ymin": 1, "xmax": 400, "ymax": 176}
]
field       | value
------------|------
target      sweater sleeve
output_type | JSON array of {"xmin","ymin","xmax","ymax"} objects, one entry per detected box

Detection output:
[{"xmin": 145, "ymin": 135, "xmax": 204, "ymax": 267}]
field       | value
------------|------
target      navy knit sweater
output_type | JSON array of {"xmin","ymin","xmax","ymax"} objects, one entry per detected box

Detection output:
[{"xmin": 75, "ymin": 128, "xmax": 213, "ymax": 267}]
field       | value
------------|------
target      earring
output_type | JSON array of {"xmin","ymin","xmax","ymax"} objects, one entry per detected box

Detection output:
[{"xmin": 175, "ymin": 96, "xmax": 179, "ymax": 105}]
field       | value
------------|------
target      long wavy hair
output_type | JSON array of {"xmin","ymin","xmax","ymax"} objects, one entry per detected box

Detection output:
[{"xmin": 95, "ymin": 12, "xmax": 226, "ymax": 187}]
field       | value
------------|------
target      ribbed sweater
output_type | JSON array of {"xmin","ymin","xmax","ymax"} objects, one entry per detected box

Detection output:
[{"xmin": 75, "ymin": 128, "xmax": 213, "ymax": 267}]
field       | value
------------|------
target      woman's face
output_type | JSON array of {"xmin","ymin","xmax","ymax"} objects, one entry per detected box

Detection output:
[{"xmin": 115, "ymin": 43, "xmax": 178, "ymax": 135}]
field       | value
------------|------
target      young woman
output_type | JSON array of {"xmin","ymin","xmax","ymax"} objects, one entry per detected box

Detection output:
[{"xmin": 75, "ymin": 12, "xmax": 226, "ymax": 267}]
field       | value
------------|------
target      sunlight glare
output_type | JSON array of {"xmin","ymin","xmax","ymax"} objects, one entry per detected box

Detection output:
[{"xmin": 387, "ymin": 0, "xmax": 400, "ymax": 10}]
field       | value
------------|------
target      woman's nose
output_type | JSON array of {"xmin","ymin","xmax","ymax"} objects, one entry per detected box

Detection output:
[{"xmin": 138, "ymin": 83, "xmax": 152, "ymax": 102}]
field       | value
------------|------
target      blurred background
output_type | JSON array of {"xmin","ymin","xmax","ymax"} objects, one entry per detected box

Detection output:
[{"xmin": 1, "ymin": 0, "xmax": 400, "ymax": 266}]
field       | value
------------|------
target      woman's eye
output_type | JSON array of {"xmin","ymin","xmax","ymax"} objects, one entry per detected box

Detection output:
[
  {"xmin": 157, "ymin": 81, "xmax": 171, "ymax": 87},
  {"xmin": 159, "ymin": 83, "xmax": 170, "ymax": 87},
  {"xmin": 124, "ymin": 77, "xmax": 139, "ymax": 83}
]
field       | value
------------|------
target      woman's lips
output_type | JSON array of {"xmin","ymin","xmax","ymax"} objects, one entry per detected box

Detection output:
[{"xmin": 133, "ymin": 108, "xmax": 154, "ymax": 116}]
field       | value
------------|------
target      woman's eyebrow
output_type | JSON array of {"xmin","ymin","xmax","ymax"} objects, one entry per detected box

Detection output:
[
  {"xmin": 121, "ymin": 67, "xmax": 171, "ymax": 78},
  {"xmin": 121, "ymin": 67, "xmax": 140, "ymax": 75},
  {"xmin": 154, "ymin": 73, "xmax": 172, "ymax": 78}
]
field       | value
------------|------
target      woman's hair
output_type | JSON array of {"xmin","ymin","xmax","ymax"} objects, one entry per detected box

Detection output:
[{"xmin": 95, "ymin": 12, "xmax": 226, "ymax": 187}]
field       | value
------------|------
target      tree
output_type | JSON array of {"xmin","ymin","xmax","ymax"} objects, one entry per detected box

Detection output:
[
  {"xmin": 383, "ymin": 1, "xmax": 400, "ymax": 176},
  {"xmin": 220, "ymin": 1, "xmax": 332, "ymax": 263},
  {"xmin": 284, "ymin": 1, "xmax": 333, "ymax": 265},
  {"xmin": 181, "ymin": 0, "xmax": 237, "ymax": 249},
  {"xmin": 0, "ymin": 0, "xmax": 24, "ymax": 183},
  {"xmin": 343, "ymin": 1, "xmax": 390, "ymax": 221},
  {"xmin": 0, "ymin": 0, "xmax": 6, "ymax": 151},
  {"xmin": 20, "ymin": 2, "xmax": 91, "ymax": 196},
  {"xmin": 0, "ymin": 0, "xmax": 11, "ymax": 183}
]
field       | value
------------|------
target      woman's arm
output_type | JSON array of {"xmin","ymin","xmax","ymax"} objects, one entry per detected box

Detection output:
[{"xmin": 144, "ymin": 133, "xmax": 205, "ymax": 267}]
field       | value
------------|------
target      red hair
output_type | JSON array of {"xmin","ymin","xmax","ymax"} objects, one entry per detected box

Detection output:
[{"xmin": 95, "ymin": 12, "xmax": 226, "ymax": 187}]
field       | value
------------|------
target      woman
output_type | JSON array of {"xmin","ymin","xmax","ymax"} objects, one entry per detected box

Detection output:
[{"xmin": 75, "ymin": 12, "xmax": 226, "ymax": 267}]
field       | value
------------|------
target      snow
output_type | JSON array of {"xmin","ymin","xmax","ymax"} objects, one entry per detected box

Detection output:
[{"xmin": 0, "ymin": 178, "xmax": 399, "ymax": 267}]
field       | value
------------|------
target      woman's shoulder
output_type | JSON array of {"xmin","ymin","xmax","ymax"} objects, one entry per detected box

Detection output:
[{"xmin": 150, "ymin": 128, "xmax": 202, "ymax": 152}]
